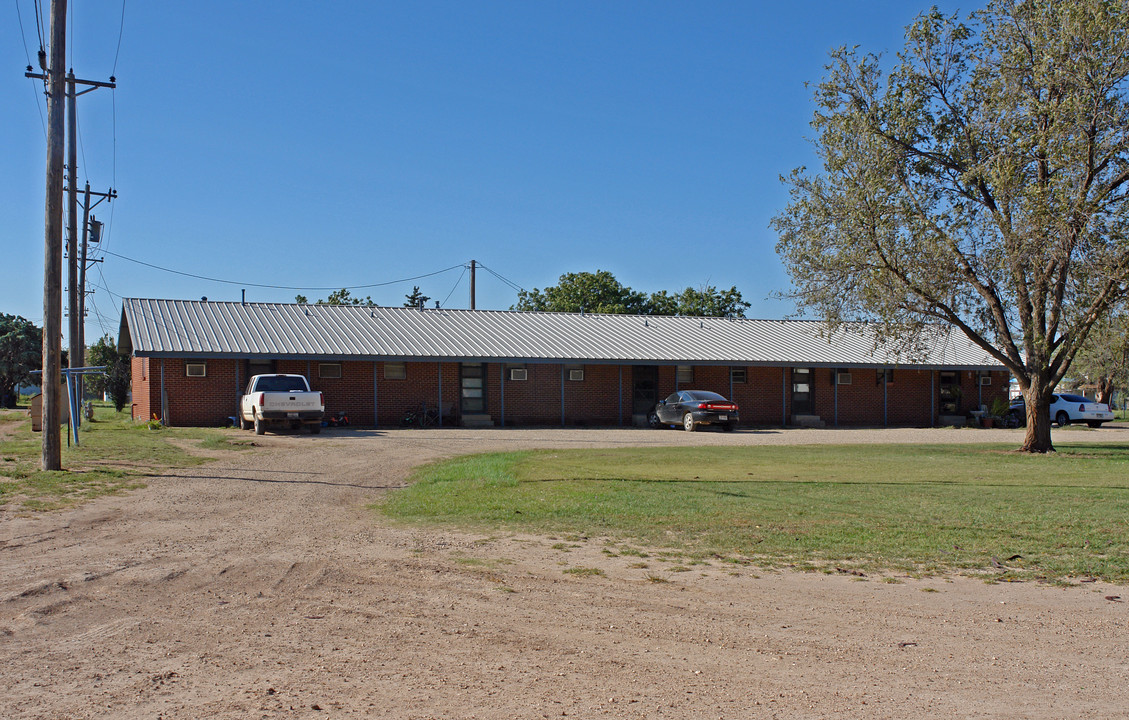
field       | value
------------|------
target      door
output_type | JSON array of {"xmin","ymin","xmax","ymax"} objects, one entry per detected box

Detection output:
[
  {"xmin": 939, "ymin": 371, "xmax": 960, "ymax": 414},
  {"xmin": 460, "ymin": 363, "xmax": 486, "ymax": 414},
  {"xmin": 632, "ymin": 365, "xmax": 659, "ymax": 419},
  {"xmin": 791, "ymin": 367, "xmax": 813, "ymax": 415}
]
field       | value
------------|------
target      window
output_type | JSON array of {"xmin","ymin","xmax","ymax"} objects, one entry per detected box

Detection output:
[
  {"xmin": 567, "ymin": 365, "xmax": 584, "ymax": 381},
  {"xmin": 676, "ymin": 365, "xmax": 694, "ymax": 384},
  {"xmin": 979, "ymin": 374, "xmax": 992, "ymax": 386},
  {"xmin": 319, "ymin": 363, "xmax": 342, "ymax": 379},
  {"xmin": 508, "ymin": 364, "xmax": 528, "ymax": 381},
  {"xmin": 836, "ymin": 370, "xmax": 853, "ymax": 385},
  {"xmin": 384, "ymin": 362, "xmax": 406, "ymax": 380},
  {"xmin": 185, "ymin": 361, "xmax": 206, "ymax": 378},
  {"xmin": 876, "ymin": 369, "xmax": 894, "ymax": 385},
  {"xmin": 731, "ymin": 367, "xmax": 747, "ymax": 384}
]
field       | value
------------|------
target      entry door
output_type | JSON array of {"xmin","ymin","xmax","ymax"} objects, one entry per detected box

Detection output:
[
  {"xmin": 939, "ymin": 371, "xmax": 960, "ymax": 414},
  {"xmin": 461, "ymin": 363, "xmax": 486, "ymax": 414},
  {"xmin": 791, "ymin": 368, "xmax": 814, "ymax": 415},
  {"xmin": 632, "ymin": 365, "xmax": 659, "ymax": 417}
]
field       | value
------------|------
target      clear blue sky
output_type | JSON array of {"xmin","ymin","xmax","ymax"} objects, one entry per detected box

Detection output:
[{"xmin": 2, "ymin": 1, "xmax": 968, "ymax": 345}]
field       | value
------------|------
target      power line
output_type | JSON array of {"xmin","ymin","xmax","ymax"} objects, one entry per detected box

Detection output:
[
  {"xmin": 17, "ymin": 0, "xmax": 48, "ymax": 138},
  {"xmin": 476, "ymin": 262, "xmax": 525, "ymax": 293},
  {"xmin": 97, "ymin": 248, "xmax": 468, "ymax": 292},
  {"xmin": 441, "ymin": 266, "xmax": 468, "ymax": 308},
  {"xmin": 111, "ymin": 0, "xmax": 125, "ymax": 76}
]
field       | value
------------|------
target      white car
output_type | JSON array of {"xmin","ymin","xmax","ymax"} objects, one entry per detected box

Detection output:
[{"xmin": 1008, "ymin": 394, "xmax": 1114, "ymax": 428}]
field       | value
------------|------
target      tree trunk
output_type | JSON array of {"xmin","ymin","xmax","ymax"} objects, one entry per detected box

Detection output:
[
  {"xmin": 1020, "ymin": 386, "xmax": 1054, "ymax": 453},
  {"xmin": 1096, "ymin": 377, "xmax": 1114, "ymax": 406}
]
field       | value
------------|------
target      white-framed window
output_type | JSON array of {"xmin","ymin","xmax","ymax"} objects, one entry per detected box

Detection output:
[
  {"xmin": 319, "ymin": 363, "xmax": 342, "ymax": 379},
  {"xmin": 567, "ymin": 365, "xmax": 585, "ymax": 382},
  {"xmin": 384, "ymin": 362, "xmax": 406, "ymax": 380},
  {"xmin": 731, "ymin": 367, "xmax": 747, "ymax": 384},
  {"xmin": 836, "ymin": 370, "xmax": 853, "ymax": 385},
  {"xmin": 508, "ymin": 364, "xmax": 528, "ymax": 381},
  {"xmin": 676, "ymin": 365, "xmax": 694, "ymax": 384},
  {"xmin": 980, "ymin": 374, "xmax": 992, "ymax": 386},
  {"xmin": 185, "ymin": 361, "xmax": 207, "ymax": 378}
]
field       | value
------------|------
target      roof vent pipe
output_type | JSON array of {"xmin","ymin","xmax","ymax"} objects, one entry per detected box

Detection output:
[
  {"xmin": 418, "ymin": 298, "xmax": 425, "ymax": 312},
  {"xmin": 241, "ymin": 289, "xmax": 246, "ymax": 305}
]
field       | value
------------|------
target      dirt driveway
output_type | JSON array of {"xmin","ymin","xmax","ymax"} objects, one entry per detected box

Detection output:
[{"xmin": 2, "ymin": 426, "xmax": 1127, "ymax": 719}]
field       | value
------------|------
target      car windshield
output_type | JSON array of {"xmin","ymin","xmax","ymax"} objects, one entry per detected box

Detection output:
[{"xmin": 684, "ymin": 391, "xmax": 726, "ymax": 402}]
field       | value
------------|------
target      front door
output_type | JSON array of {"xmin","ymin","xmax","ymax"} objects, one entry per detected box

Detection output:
[
  {"xmin": 791, "ymin": 367, "xmax": 814, "ymax": 415},
  {"xmin": 460, "ymin": 363, "xmax": 486, "ymax": 414},
  {"xmin": 632, "ymin": 365, "xmax": 659, "ymax": 421}
]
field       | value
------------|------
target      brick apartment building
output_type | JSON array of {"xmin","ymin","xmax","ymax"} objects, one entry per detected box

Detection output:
[{"xmin": 118, "ymin": 298, "xmax": 1009, "ymax": 429}]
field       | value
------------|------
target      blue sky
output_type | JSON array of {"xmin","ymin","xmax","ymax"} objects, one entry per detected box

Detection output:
[{"xmin": 3, "ymin": 1, "xmax": 968, "ymax": 344}]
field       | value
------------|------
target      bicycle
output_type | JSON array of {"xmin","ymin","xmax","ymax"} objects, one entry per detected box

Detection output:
[{"xmin": 400, "ymin": 402, "xmax": 439, "ymax": 428}]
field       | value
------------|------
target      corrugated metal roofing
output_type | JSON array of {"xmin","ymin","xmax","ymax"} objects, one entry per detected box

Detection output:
[{"xmin": 119, "ymin": 298, "xmax": 1004, "ymax": 369}]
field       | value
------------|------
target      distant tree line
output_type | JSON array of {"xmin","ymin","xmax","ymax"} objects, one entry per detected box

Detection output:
[{"xmin": 511, "ymin": 270, "xmax": 751, "ymax": 318}]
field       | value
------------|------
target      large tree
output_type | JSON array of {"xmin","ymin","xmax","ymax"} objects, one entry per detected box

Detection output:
[
  {"xmin": 773, "ymin": 0, "xmax": 1129, "ymax": 452},
  {"xmin": 513, "ymin": 270, "xmax": 750, "ymax": 318},
  {"xmin": 1068, "ymin": 303, "xmax": 1129, "ymax": 405},
  {"xmin": 513, "ymin": 271, "xmax": 648, "ymax": 314},
  {"xmin": 0, "ymin": 314, "xmax": 42, "ymax": 408}
]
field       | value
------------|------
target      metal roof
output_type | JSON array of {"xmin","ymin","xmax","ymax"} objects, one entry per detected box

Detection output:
[{"xmin": 119, "ymin": 298, "xmax": 1004, "ymax": 369}]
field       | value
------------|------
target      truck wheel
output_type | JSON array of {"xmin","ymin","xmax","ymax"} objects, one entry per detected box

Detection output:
[
  {"xmin": 254, "ymin": 414, "xmax": 265, "ymax": 435},
  {"xmin": 240, "ymin": 414, "xmax": 251, "ymax": 431}
]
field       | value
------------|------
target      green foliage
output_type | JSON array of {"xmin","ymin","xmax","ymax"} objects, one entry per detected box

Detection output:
[
  {"xmin": 86, "ymin": 334, "xmax": 131, "ymax": 411},
  {"xmin": 403, "ymin": 285, "xmax": 432, "ymax": 308},
  {"xmin": 381, "ymin": 443, "xmax": 1129, "ymax": 582},
  {"xmin": 514, "ymin": 270, "xmax": 648, "ymax": 314},
  {"xmin": 1069, "ymin": 303, "xmax": 1129, "ymax": 404},
  {"xmin": 772, "ymin": 0, "xmax": 1129, "ymax": 452},
  {"xmin": 512, "ymin": 270, "xmax": 750, "ymax": 317},
  {"xmin": 295, "ymin": 289, "xmax": 375, "ymax": 306},
  {"xmin": 0, "ymin": 313, "xmax": 41, "ymax": 408}
]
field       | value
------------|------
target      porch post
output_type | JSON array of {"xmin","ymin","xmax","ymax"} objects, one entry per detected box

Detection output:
[
  {"xmin": 618, "ymin": 366, "xmax": 623, "ymax": 427},
  {"xmin": 500, "ymin": 364, "xmax": 505, "ymax": 428},
  {"xmin": 373, "ymin": 361, "xmax": 379, "ymax": 427},
  {"xmin": 437, "ymin": 361, "xmax": 443, "ymax": 428},
  {"xmin": 560, "ymin": 364, "xmax": 565, "ymax": 427},
  {"xmin": 782, "ymin": 367, "xmax": 787, "ymax": 427}
]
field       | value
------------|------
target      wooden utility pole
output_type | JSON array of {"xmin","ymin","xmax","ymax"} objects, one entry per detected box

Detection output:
[{"xmin": 40, "ymin": 0, "xmax": 67, "ymax": 470}]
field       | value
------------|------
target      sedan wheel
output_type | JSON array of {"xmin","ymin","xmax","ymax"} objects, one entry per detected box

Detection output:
[
  {"xmin": 683, "ymin": 413, "xmax": 696, "ymax": 432},
  {"xmin": 648, "ymin": 411, "xmax": 662, "ymax": 429},
  {"xmin": 1055, "ymin": 411, "xmax": 1070, "ymax": 427}
]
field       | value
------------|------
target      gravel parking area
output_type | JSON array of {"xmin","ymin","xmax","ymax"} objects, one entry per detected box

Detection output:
[{"xmin": 2, "ymin": 424, "xmax": 1127, "ymax": 719}]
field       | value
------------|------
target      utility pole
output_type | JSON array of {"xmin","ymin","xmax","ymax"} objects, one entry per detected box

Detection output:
[
  {"xmin": 27, "ymin": 1, "xmax": 114, "ymax": 469},
  {"xmin": 67, "ymin": 70, "xmax": 79, "ymax": 375},
  {"xmin": 38, "ymin": 0, "xmax": 67, "ymax": 471},
  {"xmin": 78, "ymin": 184, "xmax": 113, "ymax": 355},
  {"xmin": 469, "ymin": 259, "xmax": 476, "ymax": 310}
]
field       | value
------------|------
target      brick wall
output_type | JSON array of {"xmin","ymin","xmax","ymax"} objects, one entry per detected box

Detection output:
[{"xmin": 130, "ymin": 355, "xmax": 1012, "ymax": 429}]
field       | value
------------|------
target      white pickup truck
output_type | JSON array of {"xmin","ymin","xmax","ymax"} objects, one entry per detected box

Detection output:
[{"xmin": 239, "ymin": 374, "xmax": 324, "ymax": 435}]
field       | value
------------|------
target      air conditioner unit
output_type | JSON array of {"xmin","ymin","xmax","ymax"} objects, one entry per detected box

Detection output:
[
  {"xmin": 836, "ymin": 372, "xmax": 852, "ymax": 385},
  {"xmin": 568, "ymin": 369, "xmax": 584, "ymax": 381},
  {"xmin": 980, "ymin": 376, "xmax": 992, "ymax": 386},
  {"xmin": 509, "ymin": 368, "xmax": 528, "ymax": 381}
]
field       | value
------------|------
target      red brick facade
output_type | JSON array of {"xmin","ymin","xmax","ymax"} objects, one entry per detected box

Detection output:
[{"xmin": 131, "ymin": 357, "xmax": 1010, "ymax": 429}]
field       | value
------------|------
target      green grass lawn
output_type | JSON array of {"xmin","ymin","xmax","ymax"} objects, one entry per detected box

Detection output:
[
  {"xmin": 0, "ymin": 402, "xmax": 248, "ymax": 510},
  {"xmin": 379, "ymin": 444, "xmax": 1129, "ymax": 583}
]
